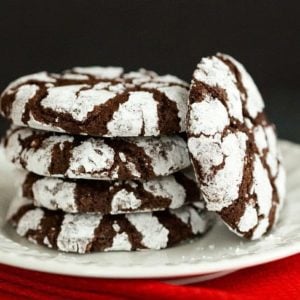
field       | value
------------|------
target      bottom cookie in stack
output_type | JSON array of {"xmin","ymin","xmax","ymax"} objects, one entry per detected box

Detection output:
[{"xmin": 7, "ymin": 196, "xmax": 214, "ymax": 253}]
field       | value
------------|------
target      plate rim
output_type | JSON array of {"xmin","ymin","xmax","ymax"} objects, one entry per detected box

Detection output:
[{"xmin": 0, "ymin": 243, "xmax": 299, "ymax": 278}]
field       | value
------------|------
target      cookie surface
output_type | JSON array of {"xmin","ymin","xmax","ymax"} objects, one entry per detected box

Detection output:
[
  {"xmin": 7, "ymin": 196, "xmax": 214, "ymax": 253},
  {"xmin": 187, "ymin": 53, "xmax": 286, "ymax": 239},
  {"xmin": 17, "ymin": 169, "xmax": 200, "ymax": 214},
  {"xmin": 5, "ymin": 127, "xmax": 190, "ymax": 180},
  {"xmin": 0, "ymin": 67, "xmax": 188, "ymax": 137}
]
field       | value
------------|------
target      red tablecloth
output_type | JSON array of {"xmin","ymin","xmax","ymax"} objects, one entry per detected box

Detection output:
[{"xmin": 0, "ymin": 254, "xmax": 299, "ymax": 300}]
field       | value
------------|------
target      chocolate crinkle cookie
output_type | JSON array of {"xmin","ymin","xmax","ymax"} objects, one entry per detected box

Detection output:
[
  {"xmin": 7, "ymin": 196, "xmax": 214, "ymax": 253},
  {"xmin": 0, "ymin": 67, "xmax": 189, "ymax": 137},
  {"xmin": 4, "ymin": 127, "xmax": 190, "ymax": 180},
  {"xmin": 17, "ymin": 168, "xmax": 200, "ymax": 214},
  {"xmin": 2, "ymin": 54, "xmax": 286, "ymax": 254},
  {"xmin": 187, "ymin": 53, "xmax": 286, "ymax": 239}
]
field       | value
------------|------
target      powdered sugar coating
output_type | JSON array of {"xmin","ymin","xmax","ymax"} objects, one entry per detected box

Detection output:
[
  {"xmin": 5, "ymin": 129, "xmax": 74, "ymax": 176},
  {"xmin": 253, "ymin": 125, "xmax": 268, "ymax": 154},
  {"xmin": 57, "ymin": 214, "xmax": 102, "ymax": 254},
  {"xmin": 5, "ymin": 127, "xmax": 190, "ymax": 180},
  {"xmin": 251, "ymin": 155, "xmax": 273, "ymax": 217},
  {"xmin": 251, "ymin": 219, "xmax": 270, "ymax": 240},
  {"xmin": 265, "ymin": 126, "xmax": 279, "ymax": 176},
  {"xmin": 41, "ymin": 85, "xmax": 116, "ymax": 122},
  {"xmin": 187, "ymin": 53, "xmax": 285, "ymax": 239},
  {"xmin": 189, "ymin": 207, "xmax": 211, "ymax": 234},
  {"xmin": 171, "ymin": 205, "xmax": 211, "ymax": 234},
  {"xmin": 111, "ymin": 190, "xmax": 142, "ymax": 213},
  {"xmin": 123, "ymin": 69, "xmax": 188, "ymax": 87},
  {"xmin": 193, "ymin": 56, "xmax": 243, "ymax": 122},
  {"xmin": 275, "ymin": 165, "xmax": 286, "ymax": 202},
  {"xmin": 31, "ymin": 177, "xmax": 77, "ymax": 212},
  {"xmin": 71, "ymin": 66, "xmax": 124, "ymax": 79},
  {"xmin": 135, "ymin": 136, "xmax": 189, "ymax": 177},
  {"xmin": 105, "ymin": 232, "xmax": 132, "ymax": 251},
  {"xmin": 189, "ymin": 132, "xmax": 247, "ymax": 211},
  {"xmin": 225, "ymin": 55, "xmax": 264, "ymax": 118},
  {"xmin": 143, "ymin": 176, "xmax": 186, "ymax": 209},
  {"xmin": 126, "ymin": 213, "xmax": 169, "ymax": 249},
  {"xmin": 106, "ymin": 91, "xmax": 160, "ymax": 136},
  {"xmin": 8, "ymin": 197, "xmax": 214, "ymax": 253},
  {"xmin": 16, "ymin": 208, "xmax": 44, "ymax": 237},
  {"xmin": 157, "ymin": 85, "xmax": 188, "ymax": 130},
  {"xmin": 1, "ymin": 68, "xmax": 188, "ymax": 137},
  {"xmin": 189, "ymin": 97, "xmax": 229, "ymax": 135},
  {"xmin": 12, "ymin": 85, "xmax": 39, "ymax": 124},
  {"xmin": 3, "ymin": 72, "xmax": 56, "ymax": 92},
  {"xmin": 69, "ymin": 138, "xmax": 115, "ymax": 178},
  {"xmin": 238, "ymin": 204, "xmax": 258, "ymax": 232},
  {"xmin": 18, "ymin": 169, "xmax": 198, "ymax": 214}
]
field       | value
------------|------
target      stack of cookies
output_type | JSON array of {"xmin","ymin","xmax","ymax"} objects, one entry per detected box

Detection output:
[
  {"xmin": 0, "ymin": 53, "xmax": 286, "ymax": 254},
  {"xmin": 0, "ymin": 67, "xmax": 213, "ymax": 253}
]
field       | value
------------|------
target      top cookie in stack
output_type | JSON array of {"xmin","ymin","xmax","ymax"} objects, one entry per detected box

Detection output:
[
  {"xmin": 0, "ymin": 67, "xmax": 188, "ymax": 137},
  {"xmin": 1, "ymin": 67, "xmax": 214, "ymax": 253}
]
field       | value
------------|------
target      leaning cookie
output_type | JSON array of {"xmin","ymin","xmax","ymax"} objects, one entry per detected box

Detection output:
[
  {"xmin": 4, "ymin": 127, "xmax": 190, "ymax": 180},
  {"xmin": 187, "ymin": 53, "xmax": 286, "ymax": 240},
  {"xmin": 17, "ymin": 168, "xmax": 200, "ymax": 214},
  {"xmin": 7, "ymin": 197, "xmax": 214, "ymax": 253},
  {"xmin": 0, "ymin": 67, "xmax": 188, "ymax": 137}
]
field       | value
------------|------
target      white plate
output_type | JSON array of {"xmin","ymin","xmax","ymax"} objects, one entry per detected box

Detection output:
[{"xmin": 0, "ymin": 140, "xmax": 299, "ymax": 281}]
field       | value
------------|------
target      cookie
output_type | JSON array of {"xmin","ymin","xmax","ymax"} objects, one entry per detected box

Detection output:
[
  {"xmin": 187, "ymin": 53, "xmax": 286, "ymax": 239},
  {"xmin": 4, "ymin": 127, "xmax": 190, "ymax": 180},
  {"xmin": 0, "ymin": 67, "xmax": 188, "ymax": 137},
  {"xmin": 7, "ymin": 196, "xmax": 214, "ymax": 253},
  {"xmin": 17, "ymin": 169, "xmax": 200, "ymax": 214}
]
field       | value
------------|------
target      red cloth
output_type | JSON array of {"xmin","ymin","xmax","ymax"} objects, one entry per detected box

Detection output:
[{"xmin": 0, "ymin": 254, "xmax": 299, "ymax": 300}]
